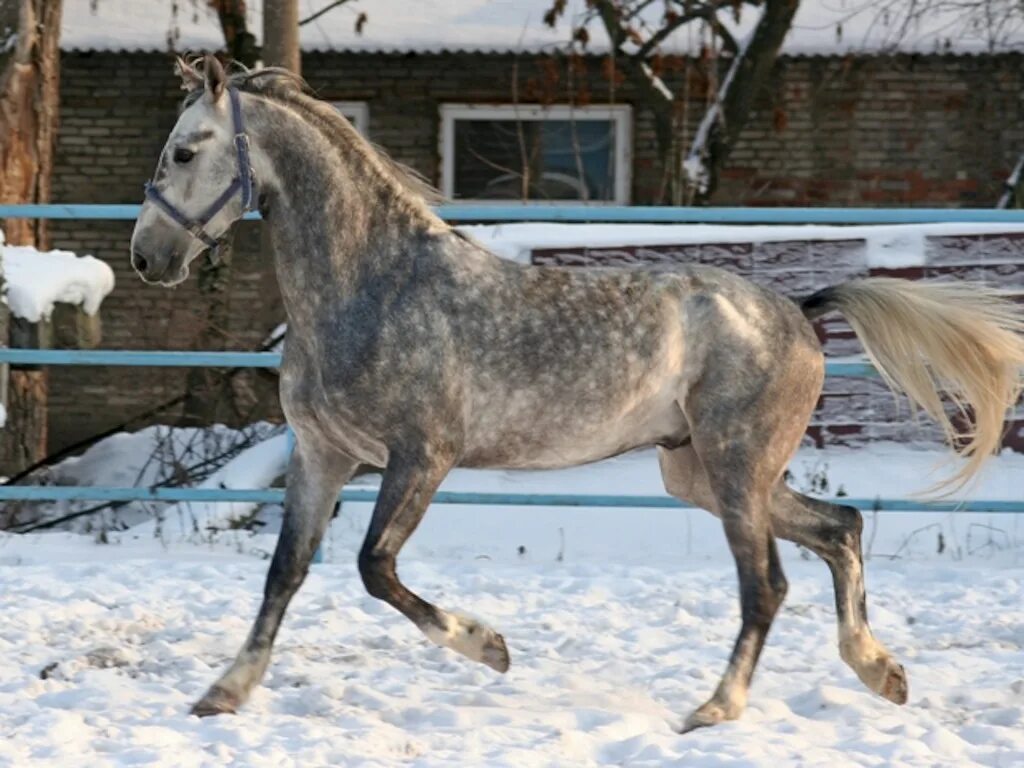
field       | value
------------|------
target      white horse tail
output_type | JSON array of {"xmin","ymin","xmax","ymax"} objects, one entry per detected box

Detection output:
[{"xmin": 802, "ymin": 277, "xmax": 1024, "ymax": 493}]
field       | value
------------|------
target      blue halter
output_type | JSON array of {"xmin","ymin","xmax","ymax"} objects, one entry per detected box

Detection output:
[{"xmin": 143, "ymin": 87, "xmax": 255, "ymax": 262}]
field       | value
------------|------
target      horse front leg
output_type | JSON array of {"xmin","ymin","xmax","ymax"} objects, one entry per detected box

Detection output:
[
  {"xmin": 191, "ymin": 440, "xmax": 358, "ymax": 716},
  {"xmin": 357, "ymin": 448, "xmax": 510, "ymax": 672}
]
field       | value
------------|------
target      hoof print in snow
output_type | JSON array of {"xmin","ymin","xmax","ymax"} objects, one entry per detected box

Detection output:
[{"xmin": 85, "ymin": 646, "xmax": 134, "ymax": 670}]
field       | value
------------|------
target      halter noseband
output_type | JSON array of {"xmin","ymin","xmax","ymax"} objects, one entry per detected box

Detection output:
[{"xmin": 143, "ymin": 87, "xmax": 255, "ymax": 262}]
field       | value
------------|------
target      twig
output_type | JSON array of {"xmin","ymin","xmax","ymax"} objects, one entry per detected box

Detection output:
[
  {"xmin": 887, "ymin": 523, "xmax": 942, "ymax": 560},
  {"xmin": 966, "ymin": 522, "xmax": 1010, "ymax": 557},
  {"xmin": 11, "ymin": 427, "xmax": 283, "ymax": 533},
  {"xmin": 298, "ymin": 0, "xmax": 355, "ymax": 27}
]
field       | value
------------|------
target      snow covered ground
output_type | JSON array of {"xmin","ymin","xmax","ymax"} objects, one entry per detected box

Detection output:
[{"xmin": 1, "ymin": 443, "xmax": 1023, "ymax": 766}]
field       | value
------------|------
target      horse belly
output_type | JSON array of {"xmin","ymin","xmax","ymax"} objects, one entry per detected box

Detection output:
[{"xmin": 459, "ymin": 376, "xmax": 686, "ymax": 470}]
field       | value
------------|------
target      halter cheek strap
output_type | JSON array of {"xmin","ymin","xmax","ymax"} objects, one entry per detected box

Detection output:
[{"xmin": 143, "ymin": 87, "xmax": 255, "ymax": 261}]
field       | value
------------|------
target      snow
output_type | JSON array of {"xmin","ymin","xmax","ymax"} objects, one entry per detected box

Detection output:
[
  {"xmin": 0, "ymin": 439, "xmax": 1023, "ymax": 765},
  {"xmin": 133, "ymin": 432, "xmax": 292, "ymax": 540},
  {"xmin": 263, "ymin": 323, "xmax": 286, "ymax": 355},
  {"xmin": 0, "ymin": 230, "xmax": 115, "ymax": 323},
  {"xmin": 65, "ymin": 0, "xmax": 1024, "ymax": 56},
  {"xmin": 459, "ymin": 221, "xmax": 1024, "ymax": 265},
  {"xmin": 998, "ymin": 154, "xmax": 1024, "ymax": 209},
  {"xmin": 639, "ymin": 61, "xmax": 675, "ymax": 103},
  {"xmin": 39, "ymin": 423, "xmax": 285, "ymax": 533}
]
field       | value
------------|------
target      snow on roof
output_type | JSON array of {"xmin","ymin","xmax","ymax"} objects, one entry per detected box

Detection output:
[
  {"xmin": 67, "ymin": 0, "xmax": 1024, "ymax": 57},
  {"xmin": 0, "ymin": 230, "xmax": 115, "ymax": 323}
]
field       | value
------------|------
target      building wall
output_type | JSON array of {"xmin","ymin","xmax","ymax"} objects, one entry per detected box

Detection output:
[{"xmin": 32, "ymin": 49, "xmax": 1024, "ymax": 453}]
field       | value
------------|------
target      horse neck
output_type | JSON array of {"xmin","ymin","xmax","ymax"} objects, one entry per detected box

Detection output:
[{"xmin": 246, "ymin": 96, "xmax": 446, "ymax": 323}]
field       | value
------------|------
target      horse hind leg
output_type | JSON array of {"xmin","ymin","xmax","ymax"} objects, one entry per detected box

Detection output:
[
  {"xmin": 358, "ymin": 449, "xmax": 510, "ymax": 673},
  {"xmin": 771, "ymin": 488, "xmax": 908, "ymax": 704},
  {"xmin": 660, "ymin": 445, "xmax": 908, "ymax": 709},
  {"xmin": 662, "ymin": 436, "xmax": 789, "ymax": 733}
]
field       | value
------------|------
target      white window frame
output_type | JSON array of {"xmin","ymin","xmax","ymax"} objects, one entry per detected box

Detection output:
[
  {"xmin": 439, "ymin": 103, "xmax": 633, "ymax": 205},
  {"xmin": 332, "ymin": 101, "xmax": 370, "ymax": 136}
]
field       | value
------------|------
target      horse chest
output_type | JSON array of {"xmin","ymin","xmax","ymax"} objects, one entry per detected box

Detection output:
[{"xmin": 280, "ymin": 358, "xmax": 394, "ymax": 467}]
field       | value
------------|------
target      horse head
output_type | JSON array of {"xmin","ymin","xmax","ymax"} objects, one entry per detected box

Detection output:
[{"xmin": 130, "ymin": 54, "xmax": 255, "ymax": 285}]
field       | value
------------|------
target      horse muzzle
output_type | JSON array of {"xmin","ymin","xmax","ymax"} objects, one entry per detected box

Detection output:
[{"xmin": 130, "ymin": 237, "xmax": 189, "ymax": 286}]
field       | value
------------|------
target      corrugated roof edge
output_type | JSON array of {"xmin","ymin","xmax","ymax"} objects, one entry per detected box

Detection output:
[{"xmin": 62, "ymin": 45, "xmax": 1024, "ymax": 59}]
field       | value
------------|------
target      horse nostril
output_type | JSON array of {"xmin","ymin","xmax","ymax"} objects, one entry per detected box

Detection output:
[{"xmin": 132, "ymin": 252, "xmax": 149, "ymax": 273}]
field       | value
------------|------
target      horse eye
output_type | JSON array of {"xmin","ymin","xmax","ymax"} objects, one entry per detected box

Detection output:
[{"xmin": 173, "ymin": 147, "xmax": 196, "ymax": 164}]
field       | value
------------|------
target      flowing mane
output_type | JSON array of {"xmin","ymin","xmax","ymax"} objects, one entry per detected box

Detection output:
[{"xmin": 181, "ymin": 62, "xmax": 445, "ymax": 208}]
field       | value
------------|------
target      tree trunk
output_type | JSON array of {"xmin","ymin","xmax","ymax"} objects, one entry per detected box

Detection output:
[
  {"xmin": 590, "ymin": 0, "xmax": 797, "ymax": 205},
  {"xmin": 2, "ymin": 362, "xmax": 47, "ymax": 471},
  {"xmin": 0, "ymin": 0, "xmax": 62, "ymax": 247},
  {"xmin": 696, "ymin": 0, "xmax": 799, "ymax": 203},
  {"xmin": 0, "ymin": 0, "xmax": 63, "ymax": 474},
  {"xmin": 263, "ymin": 0, "xmax": 300, "ymax": 72},
  {"xmin": 182, "ymin": 1, "xmax": 260, "ymax": 425},
  {"xmin": 182, "ymin": 251, "xmax": 235, "ymax": 425},
  {"xmin": 182, "ymin": 0, "xmax": 300, "ymax": 427},
  {"xmin": 210, "ymin": 0, "xmax": 259, "ymax": 67}
]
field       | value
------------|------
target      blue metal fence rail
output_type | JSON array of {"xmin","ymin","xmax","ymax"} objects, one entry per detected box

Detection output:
[
  {"xmin": 0, "ymin": 485, "xmax": 1019, "ymax": 514},
  {"xmin": 0, "ymin": 349, "xmax": 882, "ymax": 379},
  {"xmin": 5, "ymin": 203, "xmax": 1024, "ymax": 224},
  {"xmin": 0, "ymin": 349, "xmax": 282, "ymax": 368},
  {"xmin": 0, "ymin": 202, "xmax": 1021, "ymax": 514}
]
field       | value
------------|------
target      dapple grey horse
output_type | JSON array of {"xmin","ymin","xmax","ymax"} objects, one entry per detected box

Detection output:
[{"xmin": 130, "ymin": 56, "xmax": 1024, "ymax": 731}]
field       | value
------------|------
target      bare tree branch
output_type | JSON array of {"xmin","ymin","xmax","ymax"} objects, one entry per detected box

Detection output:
[
  {"xmin": 634, "ymin": 0, "xmax": 735, "ymax": 59},
  {"xmin": 298, "ymin": 0, "xmax": 356, "ymax": 27},
  {"xmin": 583, "ymin": 0, "xmax": 799, "ymax": 203}
]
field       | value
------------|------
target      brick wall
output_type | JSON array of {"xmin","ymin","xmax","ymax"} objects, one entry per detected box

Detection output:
[{"xmin": 25, "ymin": 49, "xmax": 1024, "ymax": 453}]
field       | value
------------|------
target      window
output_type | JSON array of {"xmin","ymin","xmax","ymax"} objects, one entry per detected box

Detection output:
[
  {"xmin": 332, "ymin": 101, "xmax": 369, "ymax": 135},
  {"xmin": 440, "ymin": 104, "xmax": 632, "ymax": 204}
]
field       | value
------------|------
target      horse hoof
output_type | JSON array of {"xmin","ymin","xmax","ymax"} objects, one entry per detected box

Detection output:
[
  {"xmin": 482, "ymin": 632, "xmax": 510, "ymax": 674},
  {"xmin": 678, "ymin": 695, "xmax": 744, "ymax": 734},
  {"xmin": 679, "ymin": 704, "xmax": 726, "ymax": 734},
  {"xmin": 878, "ymin": 661, "xmax": 909, "ymax": 705},
  {"xmin": 191, "ymin": 685, "xmax": 240, "ymax": 717},
  {"xmin": 851, "ymin": 651, "xmax": 909, "ymax": 705},
  {"xmin": 425, "ymin": 614, "xmax": 511, "ymax": 673}
]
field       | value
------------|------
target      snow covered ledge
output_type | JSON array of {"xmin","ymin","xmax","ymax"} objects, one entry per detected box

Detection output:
[
  {"xmin": 0, "ymin": 229, "xmax": 115, "ymax": 324},
  {"xmin": 0, "ymin": 230, "xmax": 115, "ymax": 442}
]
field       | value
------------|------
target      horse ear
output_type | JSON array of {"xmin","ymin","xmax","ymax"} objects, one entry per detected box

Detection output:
[
  {"xmin": 203, "ymin": 53, "xmax": 227, "ymax": 102},
  {"xmin": 174, "ymin": 55, "xmax": 203, "ymax": 92}
]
